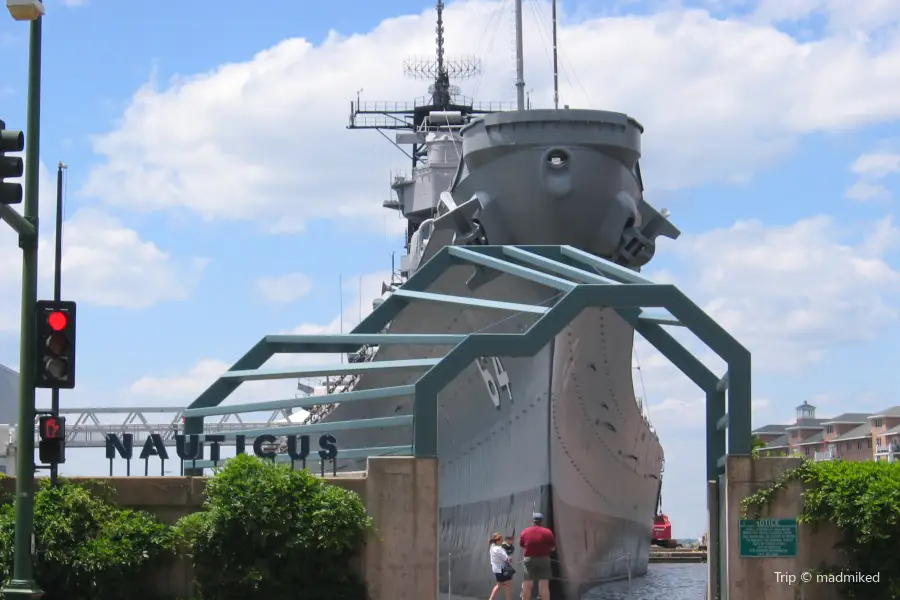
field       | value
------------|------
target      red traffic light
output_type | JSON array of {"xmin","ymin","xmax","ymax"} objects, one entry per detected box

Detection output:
[
  {"xmin": 48, "ymin": 311, "xmax": 68, "ymax": 332},
  {"xmin": 39, "ymin": 416, "xmax": 64, "ymax": 440}
]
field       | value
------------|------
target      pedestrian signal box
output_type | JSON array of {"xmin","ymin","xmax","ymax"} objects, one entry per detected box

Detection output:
[{"xmin": 38, "ymin": 415, "xmax": 66, "ymax": 464}]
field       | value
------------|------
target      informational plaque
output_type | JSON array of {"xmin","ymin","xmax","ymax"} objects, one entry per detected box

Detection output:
[{"xmin": 739, "ymin": 518, "xmax": 798, "ymax": 557}]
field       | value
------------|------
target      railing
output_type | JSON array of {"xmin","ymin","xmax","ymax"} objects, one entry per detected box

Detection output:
[
  {"xmin": 354, "ymin": 98, "xmax": 515, "ymax": 113},
  {"xmin": 356, "ymin": 100, "xmax": 418, "ymax": 113},
  {"xmin": 349, "ymin": 114, "xmax": 416, "ymax": 129},
  {"xmin": 814, "ymin": 447, "xmax": 838, "ymax": 461},
  {"xmin": 300, "ymin": 345, "xmax": 377, "ymax": 426},
  {"xmin": 875, "ymin": 443, "xmax": 900, "ymax": 454},
  {"xmin": 349, "ymin": 98, "xmax": 516, "ymax": 129},
  {"xmin": 634, "ymin": 396, "xmax": 656, "ymax": 435}
]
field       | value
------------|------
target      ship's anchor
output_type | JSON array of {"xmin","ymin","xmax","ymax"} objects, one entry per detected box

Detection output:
[
  {"xmin": 613, "ymin": 224, "xmax": 654, "ymax": 267},
  {"xmin": 613, "ymin": 205, "xmax": 678, "ymax": 268},
  {"xmin": 432, "ymin": 192, "xmax": 499, "ymax": 290},
  {"xmin": 434, "ymin": 191, "xmax": 489, "ymax": 246}
]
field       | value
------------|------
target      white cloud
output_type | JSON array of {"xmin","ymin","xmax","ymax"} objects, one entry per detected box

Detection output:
[
  {"xmin": 753, "ymin": 0, "xmax": 899, "ymax": 32},
  {"xmin": 646, "ymin": 393, "xmax": 771, "ymax": 434},
  {"xmin": 256, "ymin": 272, "xmax": 313, "ymax": 303},
  {"xmin": 670, "ymin": 215, "xmax": 900, "ymax": 370},
  {"xmin": 129, "ymin": 358, "xmax": 228, "ymax": 400},
  {"xmin": 845, "ymin": 181, "xmax": 890, "ymax": 202},
  {"xmin": 48, "ymin": 208, "xmax": 208, "ymax": 308},
  {"xmin": 80, "ymin": 1, "xmax": 900, "ymax": 231},
  {"xmin": 0, "ymin": 159, "xmax": 208, "ymax": 336},
  {"xmin": 852, "ymin": 153, "xmax": 900, "ymax": 178},
  {"xmin": 636, "ymin": 214, "xmax": 900, "ymax": 432},
  {"xmin": 286, "ymin": 271, "xmax": 392, "ymax": 336},
  {"xmin": 845, "ymin": 151, "xmax": 900, "ymax": 202},
  {"xmin": 127, "ymin": 270, "xmax": 392, "ymax": 411}
]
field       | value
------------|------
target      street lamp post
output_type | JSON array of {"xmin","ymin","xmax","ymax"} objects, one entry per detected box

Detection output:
[{"xmin": 3, "ymin": 1, "xmax": 44, "ymax": 598}]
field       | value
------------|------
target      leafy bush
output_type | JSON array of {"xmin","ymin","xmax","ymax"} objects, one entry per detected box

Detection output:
[
  {"xmin": 750, "ymin": 435, "xmax": 767, "ymax": 458},
  {"xmin": 0, "ymin": 478, "xmax": 176, "ymax": 600},
  {"xmin": 177, "ymin": 454, "xmax": 372, "ymax": 600},
  {"xmin": 743, "ymin": 459, "xmax": 900, "ymax": 600}
]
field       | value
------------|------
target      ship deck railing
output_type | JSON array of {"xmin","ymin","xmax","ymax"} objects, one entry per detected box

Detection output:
[{"xmin": 353, "ymin": 98, "xmax": 515, "ymax": 114}]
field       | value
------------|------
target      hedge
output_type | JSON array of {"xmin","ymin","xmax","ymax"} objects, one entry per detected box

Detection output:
[
  {"xmin": 743, "ymin": 458, "xmax": 900, "ymax": 599},
  {"xmin": 0, "ymin": 454, "xmax": 371, "ymax": 600}
]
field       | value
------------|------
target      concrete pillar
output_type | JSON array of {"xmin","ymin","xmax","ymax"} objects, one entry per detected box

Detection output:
[
  {"xmin": 725, "ymin": 456, "xmax": 841, "ymax": 600},
  {"xmin": 363, "ymin": 456, "xmax": 438, "ymax": 600}
]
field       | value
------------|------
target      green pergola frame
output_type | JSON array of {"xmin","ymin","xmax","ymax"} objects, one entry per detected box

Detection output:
[{"xmin": 183, "ymin": 244, "xmax": 750, "ymax": 484}]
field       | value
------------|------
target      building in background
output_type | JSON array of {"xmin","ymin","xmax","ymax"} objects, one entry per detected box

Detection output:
[
  {"xmin": 753, "ymin": 401, "xmax": 900, "ymax": 463},
  {"xmin": 0, "ymin": 364, "xmax": 19, "ymax": 475},
  {"xmin": 869, "ymin": 407, "xmax": 900, "ymax": 462}
]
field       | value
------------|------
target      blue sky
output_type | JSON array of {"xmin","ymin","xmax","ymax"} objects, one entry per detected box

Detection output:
[{"xmin": 2, "ymin": 0, "xmax": 900, "ymax": 539}]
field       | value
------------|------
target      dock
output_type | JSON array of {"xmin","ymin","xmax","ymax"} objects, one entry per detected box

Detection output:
[{"xmin": 649, "ymin": 548, "xmax": 708, "ymax": 563}]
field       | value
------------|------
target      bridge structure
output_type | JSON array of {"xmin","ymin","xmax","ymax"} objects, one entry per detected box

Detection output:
[{"xmin": 30, "ymin": 405, "xmax": 302, "ymax": 448}]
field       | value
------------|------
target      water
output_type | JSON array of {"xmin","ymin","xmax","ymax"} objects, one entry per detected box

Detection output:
[
  {"xmin": 585, "ymin": 564, "xmax": 707, "ymax": 599},
  {"xmin": 441, "ymin": 564, "xmax": 707, "ymax": 600}
]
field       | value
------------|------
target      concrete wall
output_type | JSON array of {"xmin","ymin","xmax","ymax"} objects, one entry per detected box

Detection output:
[
  {"xmin": 724, "ymin": 456, "xmax": 842, "ymax": 600},
  {"xmin": 0, "ymin": 456, "xmax": 437, "ymax": 600}
]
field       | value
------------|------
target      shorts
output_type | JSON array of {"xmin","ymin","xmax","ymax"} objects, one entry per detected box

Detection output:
[
  {"xmin": 495, "ymin": 571, "xmax": 513, "ymax": 583},
  {"xmin": 523, "ymin": 556, "xmax": 552, "ymax": 581}
]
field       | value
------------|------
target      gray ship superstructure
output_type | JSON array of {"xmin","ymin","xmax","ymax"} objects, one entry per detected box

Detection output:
[{"xmin": 304, "ymin": 3, "xmax": 680, "ymax": 598}]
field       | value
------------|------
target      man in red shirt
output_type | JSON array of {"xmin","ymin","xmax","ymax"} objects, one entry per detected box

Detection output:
[{"xmin": 518, "ymin": 513, "xmax": 555, "ymax": 600}]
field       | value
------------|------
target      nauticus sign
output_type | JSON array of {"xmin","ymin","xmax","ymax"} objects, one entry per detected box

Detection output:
[{"xmin": 104, "ymin": 432, "xmax": 338, "ymax": 476}]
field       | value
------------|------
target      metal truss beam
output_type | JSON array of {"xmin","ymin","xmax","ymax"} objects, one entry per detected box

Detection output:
[
  {"xmin": 183, "ymin": 385, "xmax": 415, "ymax": 419},
  {"xmin": 31, "ymin": 406, "xmax": 296, "ymax": 448},
  {"xmin": 218, "ymin": 358, "xmax": 440, "ymax": 382}
]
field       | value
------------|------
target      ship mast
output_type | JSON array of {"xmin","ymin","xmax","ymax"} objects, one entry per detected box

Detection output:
[
  {"xmin": 346, "ymin": 0, "xmax": 489, "ymax": 169},
  {"xmin": 551, "ymin": 0, "xmax": 559, "ymax": 109},
  {"xmin": 514, "ymin": 0, "xmax": 526, "ymax": 110},
  {"xmin": 432, "ymin": 0, "xmax": 451, "ymax": 107},
  {"xmin": 346, "ymin": 1, "xmax": 510, "ymax": 248}
]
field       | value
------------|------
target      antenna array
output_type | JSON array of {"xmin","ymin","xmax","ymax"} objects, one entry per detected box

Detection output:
[{"xmin": 403, "ymin": 56, "xmax": 482, "ymax": 81}]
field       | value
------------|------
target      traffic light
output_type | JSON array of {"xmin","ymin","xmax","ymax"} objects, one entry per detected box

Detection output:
[
  {"xmin": 0, "ymin": 119, "xmax": 24, "ymax": 206},
  {"xmin": 38, "ymin": 415, "xmax": 66, "ymax": 465},
  {"xmin": 35, "ymin": 300, "xmax": 77, "ymax": 389}
]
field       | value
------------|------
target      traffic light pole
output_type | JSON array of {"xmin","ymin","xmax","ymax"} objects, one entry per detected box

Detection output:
[
  {"xmin": 3, "ymin": 16, "xmax": 44, "ymax": 600},
  {"xmin": 48, "ymin": 163, "xmax": 63, "ymax": 487}
]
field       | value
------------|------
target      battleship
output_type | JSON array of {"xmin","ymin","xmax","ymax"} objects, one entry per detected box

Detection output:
[{"xmin": 297, "ymin": 1, "xmax": 680, "ymax": 598}]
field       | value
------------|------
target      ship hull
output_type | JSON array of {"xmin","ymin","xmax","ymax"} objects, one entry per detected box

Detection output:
[{"xmin": 319, "ymin": 266, "xmax": 662, "ymax": 600}]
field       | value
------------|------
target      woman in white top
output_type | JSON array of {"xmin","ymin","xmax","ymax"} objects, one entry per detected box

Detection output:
[{"xmin": 488, "ymin": 533, "xmax": 514, "ymax": 600}]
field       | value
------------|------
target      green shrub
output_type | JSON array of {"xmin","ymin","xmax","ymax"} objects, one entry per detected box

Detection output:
[
  {"xmin": 750, "ymin": 435, "xmax": 767, "ymax": 458},
  {"xmin": 0, "ymin": 478, "xmax": 176, "ymax": 600},
  {"xmin": 177, "ymin": 454, "xmax": 371, "ymax": 600},
  {"xmin": 743, "ymin": 459, "xmax": 900, "ymax": 600}
]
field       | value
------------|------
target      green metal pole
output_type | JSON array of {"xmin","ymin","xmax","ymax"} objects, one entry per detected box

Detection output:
[{"xmin": 2, "ymin": 16, "xmax": 44, "ymax": 600}]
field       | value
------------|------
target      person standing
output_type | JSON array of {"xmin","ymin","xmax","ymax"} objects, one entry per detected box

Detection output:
[
  {"xmin": 519, "ymin": 513, "xmax": 555, "ymax": 600},
  {"xmin": 489, "ymin": 533, "xmax": 515, "ymax": 600}
]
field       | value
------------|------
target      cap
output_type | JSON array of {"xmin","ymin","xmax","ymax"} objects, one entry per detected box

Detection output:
[{"xmin": 533, "ymin": 513, "xmax": 544, "ymax": 521}]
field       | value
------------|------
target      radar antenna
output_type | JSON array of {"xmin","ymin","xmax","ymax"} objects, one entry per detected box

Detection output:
[
  {"xmin": 403, "ymin": 0, "xmax": 481, "ymax": 108},
  {"xmin": 347, "ymin": 0, "xmax": 511, "ymax": 168}
]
